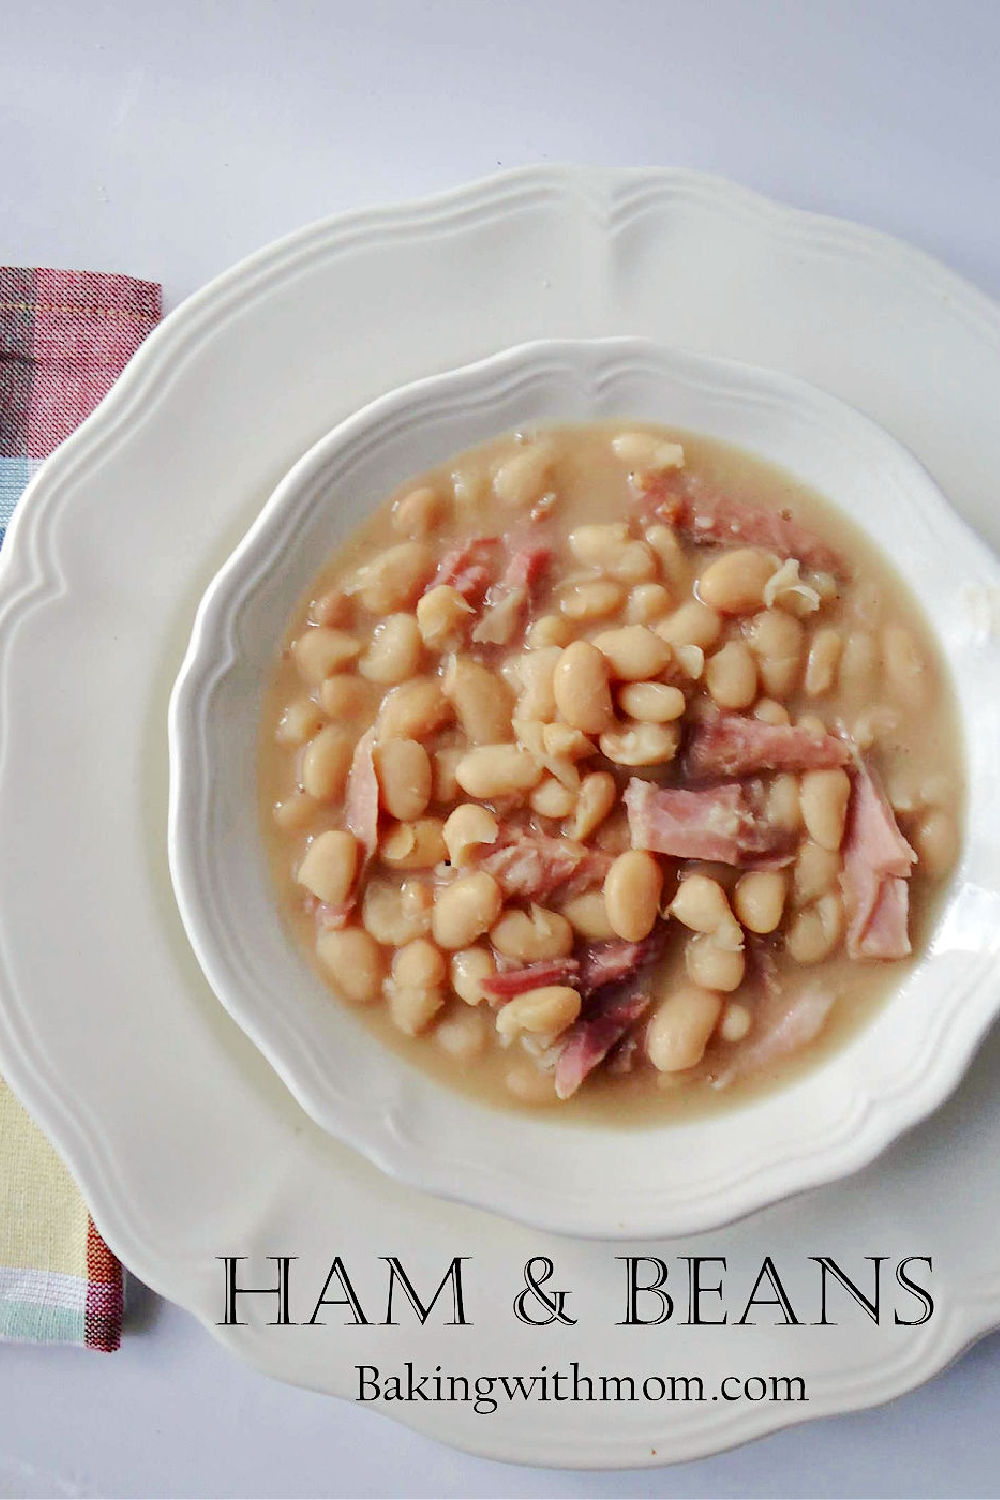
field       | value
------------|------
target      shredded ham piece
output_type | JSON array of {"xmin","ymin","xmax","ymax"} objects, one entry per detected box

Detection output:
[
  {"xmin": 577, "ymin": 934, "xmax": 663, "ymax": 995},
  {"xmin": 555, "ymin": 988, "xmax": 652, "ymax": 1100},
  {"xmin": 710, "ymin": 987, "xmax": 836, "ymax": 1088},
  {"xmin": 840, "ymin": 762, "xmax": 916, "ymax": 960},
  {"xmin": 638, "ymin": 477, "xmax": 841, "ymax": 574},
  {"xmin": 482, "ymin": 958, "xmax": 580, "ymax": 999},
  {"xmin": 686, "ymin": 713, "xmax": 851, "ymax": 780},
  {"xmin": 343, "ymin": 728, "xmax": 379, "ymax": 861},
  {"xmin": 472, "ymin": 544, "xmax": 554, "ymax": 646},
  {"xmin": 624, "ymin": 778, "xmax": 793, "ymax": 867}
]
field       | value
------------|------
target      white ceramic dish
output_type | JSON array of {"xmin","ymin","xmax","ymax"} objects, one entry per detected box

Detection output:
[
  {"xmin": 170, "ymin": 335, "xmax": 1000, "ymax": 1241},
  {"xmin": 4, "ymin": 166, "xmax": 1000, "ymax": 1466}
]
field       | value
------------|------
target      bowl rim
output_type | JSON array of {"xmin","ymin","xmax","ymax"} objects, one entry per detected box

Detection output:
[{"xmin": 167, "ymin": 333, "xmax": 1000, "ymax": 1239}]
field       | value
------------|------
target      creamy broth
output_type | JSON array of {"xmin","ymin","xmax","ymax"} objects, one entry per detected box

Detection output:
[{"xmin": 259, "ymin": 423, "xmax": 962, "ymax": 1122}]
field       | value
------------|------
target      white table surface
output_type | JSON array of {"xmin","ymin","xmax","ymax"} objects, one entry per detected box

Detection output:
[{"xmin": 4, "ymin": 1, "xmax": 1000, "ymax": 1495}]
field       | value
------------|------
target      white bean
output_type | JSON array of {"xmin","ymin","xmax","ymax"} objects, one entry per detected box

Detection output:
[
  {"xmin": 733, "ymin": 871, "xmax": 785, "ymax": 934},
  {"xmin": 416, "ymin": 585, "xmax": 473, "ymax": 649},
  {"xmin": 697, "ymin": 549, "xmax": 776, "ymax": 615},
  {"xmin": 800, "ymin": 768, "xmax": 851, "ymax": 851},
  {"xmin": 655, "ymin": 600, "xmax": 722, "ymax": 650},
  {"xmin": 315, "ymin": 926, "xmax": 384, "ymax": 1003},
  {"xmin": 296, "ymin": 829, "xmax": 359, "ymax": 904},
  {"xmin": 604, "ymin": 850, "xmax": 662, "ymax": 940},
  {"xmin": 300, "ymin": 725, "xmax": 353, "ymax": 801},
  {"xmin": 617, "ymin": 681, "xmax": 686, "ymax": 723},
  {"xmin": 434, "ymin": 1006, "xmax": 488, "ymax": 1059},
  {"xmin": 592, "ymin": 625, "xmax": 672, "ymax": 681},
  {"xmin": 793, "ymin": 840, "xmax": 840, "ymax": 907},
  {"xmin": 559, "ymin": 889, "xmax": 616, "ymax": 941},
  {"xmin": 389, "ymin": 985, "xmax": 445, "ymax": 1036},
  {"xmin": 553, "ymin": 641, "xmax": 615, "ymax": 734},
  {"xmin": 685, "ymin": 933, "xmax": 745, "ymax": 992},
  {"xmin": 276, "ymin": 698, "xmax": 325, "ymax": 748},
  {"xmin": 350, "ymin": 542, "xmax": 435, "ymax": 614},
  {"xmin": 626, "ymin": 583, "xmax": 673, "ymax": 624},
  {"xmin": 432, "ymin": 872, "xmax": 503, "ymax": 949},
  {"xmin": 718, "ymin": 1001, "xmax": 752, "ymax": 1043},
  {"xmin": 599, "ymin": 722, "xmax": 679, "ymax": 766},
  {"xmin": 374, "ymin": 738, "xmax": 432, "ymax": 821},
  {"xmin": 449, "ymin": 945, "xmax": 496, "ymax": 1005},
  {"xmin": 912, "ymin": 807, "xmax": 959, "ymax": 877},
  {"xmin": 805, "ymin": 628, "xmax": 842, "ymax": 697},
  {"xmin": 705, "ymin": 640, "xmax": 758, "ymax": 709},
  {"xmin": 444, "ymin": 656, "xmax": 515, "ymax": 744},
  {"xmin": 671, "ymin": 874, "xmax": 732, "ymax": 934},
  {"xmin": 491, "ymin": 905, "xmax": 573, "ymax": 962},
  {"xmin": 358, "ymin": 613, "xmax": 423, "ymax": 684},
  {"xmin": 293, "ymin": 627, "xmax": 362, "ymax": 685},
  {"xmin": 362, "ymin": 879, "xmax": 432, "ymax": 946},
  {"xmin": 786, "ymin": 893, "xmax": 843, "ymax": 963},
  {"xmin": 318, "ymin": 674, "xmax": 371, "ymax": 718},
  {"xmin": 376, "ymin": 677, "xmax": 453, "ymax": 742},
  {"xmin": 391, "ymin": 938, "xmax": 447, "ymax": 990},
  {"xmin": 380, "ymin": 818, "xmax": 447, "ymax": 870},
  {"xmin": 529, "ymin": 776, "xmax": 577, "ymax": 819},
  {"xmin": 646, "ymin": 987, "xmax": 723, "ymax": 1071},
  {"xmin": 391, "ymin": 485, "xmax": 446, "ymax": 539},
  {"xmin": 492, "ymin": 443, "xmax": 553, "ymax": 509},
  {"xmin": 454, "ymin": 744, "xmax": 542, "ymax": 799},
  {"xmin": 495, "ymin": 986, "xmax": 581, "ymax": 1038},
  {"xmin": 559, "ymin": 578, "xmax": 626, "ymax": 621},
  {"xmin": 745, "ymin": 609, "xmax": 803, "ymax": 699},
  {"xmin": 526, "ymin": 614, "xmax": 574, "ymax": 649},
  {"xmin": 883, "ymin": 624, "xmax": 929, "ymax": 706},
  {"xmin": 754, "ymin": 698, "xmax": 791, "ymax": 725},
  {"xmin": 308, "ymin": 588, "xmax": 352, "ymax": 627},
  {"xmin": 443, "ymin": 804, "xmax": 499, "ymax": 866},
  {"xmin": 611, "ymin": 432, "xmax": 685, "ymax": 471},
  {"xmin": 569, "ymin": 771, "xmax": 617, "ymax": 840}
]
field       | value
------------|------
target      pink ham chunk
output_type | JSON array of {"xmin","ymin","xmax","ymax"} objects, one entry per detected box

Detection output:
[
  {"xmin": 710, "ymin": 986, "xmax": 835, "ymax": 1088},
  {"xmin": 343, "ymin": 727, "xmax": 379, "ymax": 861},
  {"xmin": 555, "ymin": 988, "xmax": 652, "ymax": 1100},
  {"xmin": 433, "ymin": 537, "xmax": 500, "ymax": 603},
  {"xmin": 482, "ymin": 958, "xmax": 580, "ymax": 999},
  {"xmin": 686, "ymin": 713, "xmax": 851, "ymax": 780},
  {"xmin": 624, "ymin": 777, "xmax": 793, "ymax": 867},
  {"xmin": 840, "ymin": 762, "xmax": 916, "ymax": 960},
  {"xmin": 640, "ymin": 480, "xmax": 841, "ymax": 574},
  {"xmin": 479, "ymin": 834, "xmax": 587, "ymax": 901}
]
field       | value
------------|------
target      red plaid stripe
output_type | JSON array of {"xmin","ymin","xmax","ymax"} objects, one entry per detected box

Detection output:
[{"xmin": 0, "ymin": 266, "xmax": 162, "ymax": 1348}]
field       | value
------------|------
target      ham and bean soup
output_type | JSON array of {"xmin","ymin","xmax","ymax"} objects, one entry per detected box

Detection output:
[{"xmin": 260, "ymin": 424, "xmax": 962, "ymax": 1117}]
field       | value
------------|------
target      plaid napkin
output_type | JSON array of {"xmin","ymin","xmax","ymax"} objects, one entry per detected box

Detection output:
[{"xmin": 0, "ymin": 267, "xmax": 162, "ymax": 1347}]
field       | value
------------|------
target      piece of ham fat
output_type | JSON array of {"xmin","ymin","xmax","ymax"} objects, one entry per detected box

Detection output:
[
  {"xmin": 624, "ymin": 778, "xmax": 791, "ymax": 866},
  {"xmin": 841, "ymin": 762, "xmax": 916, "ymax": 960},
  {"xmin": 686, "ymin": 713, "xmax": 850, "ymax": 780},
  {"xmin": 343, "ymin": 728, "xmax": 379, "ymax": 861}
]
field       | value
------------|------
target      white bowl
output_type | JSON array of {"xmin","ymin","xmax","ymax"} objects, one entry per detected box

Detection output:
[{"xmin": 168, "ymin": 337, "xmax": 1000, "ymax": 1240}]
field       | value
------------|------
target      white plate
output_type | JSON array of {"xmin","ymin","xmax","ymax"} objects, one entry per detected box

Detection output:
[
  {"xmin": 2, "ymin": 166, "xmax": 1000, "ymax": 1467},
  {"xmin": 170, "ymin": 333, "xmax": 1000, "ymax": 1241}
]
